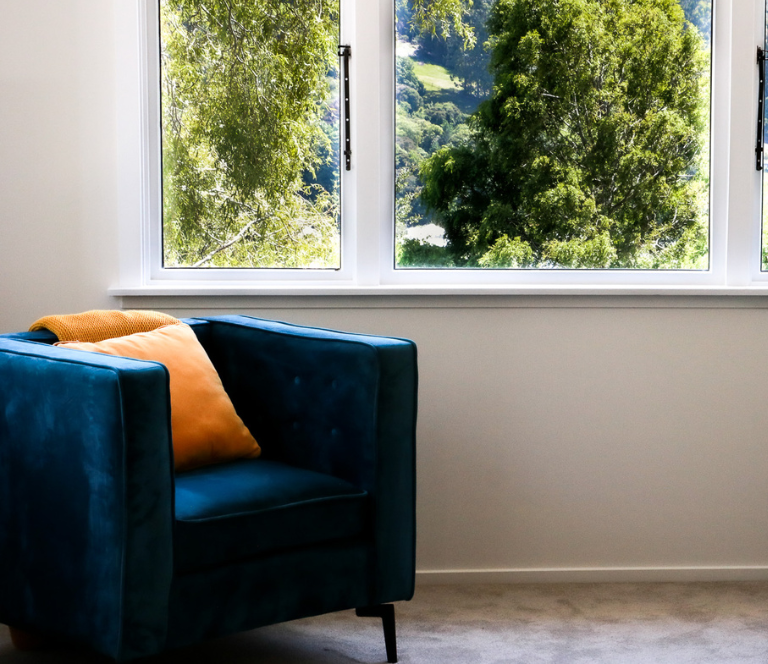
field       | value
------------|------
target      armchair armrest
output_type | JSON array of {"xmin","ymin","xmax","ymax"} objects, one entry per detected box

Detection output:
[
  {"xmin": 0, "ymin": 339, "xmax": 175, "ymax": 660},
  {"xmin": 199, "ymin": 315, "xmax": 418, "ymax": 605}
]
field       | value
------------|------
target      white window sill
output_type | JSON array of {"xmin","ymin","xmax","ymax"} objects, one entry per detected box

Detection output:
[{"xmin": 109, "ymin": 284, "xmax": 768, "ymax": 297}]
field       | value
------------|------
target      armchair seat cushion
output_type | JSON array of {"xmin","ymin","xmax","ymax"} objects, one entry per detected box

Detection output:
[{"xmin": 174, "ymin": 459, "xmax": 369, "ymax": 573}]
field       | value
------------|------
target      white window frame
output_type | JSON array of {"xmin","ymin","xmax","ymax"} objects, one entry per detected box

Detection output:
[{"xmin": 113, "ymin": 0, "xmax": 768, "ymax": 296}]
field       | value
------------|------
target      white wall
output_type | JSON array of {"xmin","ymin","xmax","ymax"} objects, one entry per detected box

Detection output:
[
  {"xmin": 2, "ymin": 1, "xmax": 768, "ymax": 583},
  {"xmin": 0, "ymin": 1, "xmax": 118, "ymax": 325}
]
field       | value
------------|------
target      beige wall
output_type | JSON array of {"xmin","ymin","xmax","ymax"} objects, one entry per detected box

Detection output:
[{"xmin": 2, "ymin": 1, "xmax": 768, "ymax": 582}]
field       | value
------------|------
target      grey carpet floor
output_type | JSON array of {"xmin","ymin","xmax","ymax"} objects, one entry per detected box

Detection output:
[{"xmin": 1, "ymin": 583, "xmax": 768, "ymax": 663}]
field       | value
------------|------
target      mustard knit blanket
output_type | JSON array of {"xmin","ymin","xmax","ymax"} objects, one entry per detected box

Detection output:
[{"xmin": 29, "ymin": 310, "xmax": 180, "ymax": 343}]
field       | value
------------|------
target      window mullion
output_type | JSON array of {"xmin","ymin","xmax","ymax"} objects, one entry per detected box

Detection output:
[
  {"xmin": 725, "ymin": 0, "xmax": 763, "ymax": 285},
  {"xmin": 352, "ymin": 0, "xmax": 387, "ymax": 286}
]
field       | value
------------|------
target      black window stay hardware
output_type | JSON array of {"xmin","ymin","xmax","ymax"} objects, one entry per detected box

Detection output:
[
  {"xmin": 757, "ymin": 46, "xmax": 767, "ymax": 170},
  {"xmin": 338, "ymin": 44, "xmax": 351, "ymax": 171}
]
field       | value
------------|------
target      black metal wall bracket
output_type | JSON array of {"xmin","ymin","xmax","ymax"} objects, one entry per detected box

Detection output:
[
  {"xmin": 757, "ymin": 46, "xmax": 766, "ymax": 170},
  {"xmin": 338, "ymin": 44, "xmax": 351, "ymax": 171}
]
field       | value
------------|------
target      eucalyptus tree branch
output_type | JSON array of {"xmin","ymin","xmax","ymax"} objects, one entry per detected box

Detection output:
[{"xmin": 192, "ymin": 214, "xmax": 267, "ymax": 267}]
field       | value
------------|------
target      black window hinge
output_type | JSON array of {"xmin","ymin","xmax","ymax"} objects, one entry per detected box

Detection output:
[
  {"xmin": 757, "ymin": 46, "xmax": 766, "ymax": 170},
  {"xmin": 338, "ymin": 44, "xmax": 351, "ymax": 171}
]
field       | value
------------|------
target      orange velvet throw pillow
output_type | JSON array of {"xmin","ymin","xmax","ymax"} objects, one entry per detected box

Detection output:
[{"xmin": 58, "ymin": 323, "xmax": 260, "ymax": 471}]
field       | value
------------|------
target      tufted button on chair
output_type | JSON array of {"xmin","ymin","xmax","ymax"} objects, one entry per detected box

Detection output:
[{"xmin": 0, "ymin": 315, "xmax": 417, "ymax": 662}]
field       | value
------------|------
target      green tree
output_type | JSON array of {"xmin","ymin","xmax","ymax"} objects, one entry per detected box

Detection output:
[
  {"xmin": 161, "ymin": 0, "xmax": 340, "ymax": 268},
  {"xmin": 419, "ymin": 0, "xmax": 710, "ymax": 268},
  {"xmin": 408, "ymin": 0, "xmax": 477, "ymax": 47}
]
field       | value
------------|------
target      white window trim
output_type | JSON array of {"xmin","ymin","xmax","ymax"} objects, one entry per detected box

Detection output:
[{"xmin": 112, "ymin": 0, "xmax": 768, "ymax": 297}]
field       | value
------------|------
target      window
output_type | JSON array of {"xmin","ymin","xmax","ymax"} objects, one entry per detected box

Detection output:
[
  {"xmin": 114, "ymin": 0, "xmax": 768, "ymax": 293},
  {"xmin": 159, "ymin": 0, "xmax": 341, "ymax": 270},
  {"xmin": 396, "ymin": 0, "xmax": 713, "ymax": 271}
]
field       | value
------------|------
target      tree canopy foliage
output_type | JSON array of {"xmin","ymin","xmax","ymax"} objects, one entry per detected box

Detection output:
[
  {"xmin": 418, "ymin": 0, "xmax": 710, "ymax": 268},
  {"xmin": 161, "ymin": 0, "xmax": 340, "ymax": 268},
  {"xmin": 401, "ymin": 0, "xmax": 477, "ymax": 48}
]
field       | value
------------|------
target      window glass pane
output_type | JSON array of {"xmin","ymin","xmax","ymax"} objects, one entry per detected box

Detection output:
[
  {"xmin": 395, "ymin": 0, "xmax": 712, "ymax": 270},
  {"xmin": 160, "ymin": 0, "xmax": 340, "ymax": 268}
]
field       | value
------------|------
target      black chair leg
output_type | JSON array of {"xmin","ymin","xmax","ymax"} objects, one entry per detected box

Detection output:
[{"xmin": 356, "ymin": 604, "xmax": 397, "ymax": 663}]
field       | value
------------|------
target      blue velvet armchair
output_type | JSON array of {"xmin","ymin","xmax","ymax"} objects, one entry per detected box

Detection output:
[{"xmin": 0, "ymin": 315, "xmax": 417, "ymax": 662}]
